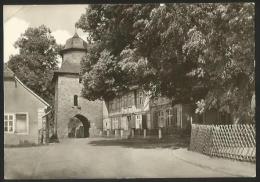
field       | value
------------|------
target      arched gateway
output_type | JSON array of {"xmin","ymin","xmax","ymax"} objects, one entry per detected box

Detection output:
[{"xmin": 68, "ymin": 114, "xmax": 90, "ymax": 138}]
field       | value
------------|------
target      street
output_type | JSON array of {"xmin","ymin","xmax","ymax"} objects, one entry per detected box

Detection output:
[{"xmin": 4, "ymin": 137, "xmax": 256, "ymax": 179}]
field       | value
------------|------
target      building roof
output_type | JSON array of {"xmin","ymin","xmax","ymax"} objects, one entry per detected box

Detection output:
[
  {"xmin": 56, "ymin": 59, "xmax": 81, "ymax": 74},
  {"xmin": 14, "ymin": 77, "xmax": 50, "ymax": 107},
  {"xmin": 4, "ymin": 64, "xmax": 15, "ymax": 79},
  {"xmin": 4, "ymin": 65, "xmax": 50, "ymax": 107},
  {"xmin": 60, "ymin": 32, "xmax": 87, "ymax": 54}
]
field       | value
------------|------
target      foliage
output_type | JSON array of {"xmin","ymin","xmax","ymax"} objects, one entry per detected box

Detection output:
[
  {"xmin": 7, "ymin": 25, "xmax": 60, "ymax": 104},
  {"xmin": 76, "ymin": 4, "xmax": 158, "ymax": 100},
  {"xmin": 76, "ymin": 3, "xmax": 255, "ymax": 123},
  {"xmin": 184, "ymin": 3, "xmax": 255, "ymax": 123}
]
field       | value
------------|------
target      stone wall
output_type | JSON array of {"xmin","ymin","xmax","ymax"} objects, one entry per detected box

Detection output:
[{"xmin": 56, "ymin": 75, "xmax": 103, "ymax": 139}]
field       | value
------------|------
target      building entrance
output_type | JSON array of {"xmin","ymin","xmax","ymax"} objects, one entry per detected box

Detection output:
[{"xmin": 68, "ymin": 114, "xmax": 90, "ymax": 138}]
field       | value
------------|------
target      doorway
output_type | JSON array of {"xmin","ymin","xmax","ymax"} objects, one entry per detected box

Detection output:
[{"xmin": 68, "ymin": 114, "xmax": 90, "ymax": 138}]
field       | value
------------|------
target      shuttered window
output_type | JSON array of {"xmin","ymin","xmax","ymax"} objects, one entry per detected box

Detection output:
[{"xmin": 16, "ymin": 113, "xmax": 28, "ymax": 134}]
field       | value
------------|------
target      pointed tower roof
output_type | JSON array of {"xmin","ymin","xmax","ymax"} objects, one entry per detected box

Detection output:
[
  {"xmin": 57, "ymin": 33, "xmax": 87, "ymax": 74},
  {"xmin": 52, "ymin": 33, "xmax": 87, "ymax": 81},
  {"xmin": 60, "ymin": 32, "xmax": 87, "ymax": 54},
  {"xmin": 59, "ymin": 60, "xmax": 81, "ymax": 74}
]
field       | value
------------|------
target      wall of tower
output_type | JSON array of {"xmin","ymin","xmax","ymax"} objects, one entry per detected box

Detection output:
[{"xmin": 55, "ymin": 74, "xmax": 103, "ymax": 139}]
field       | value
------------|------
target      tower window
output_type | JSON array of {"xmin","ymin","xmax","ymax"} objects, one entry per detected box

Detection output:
[{"xmin": 74, "ymin": 95, "xmax": 78, "ymax": 106}]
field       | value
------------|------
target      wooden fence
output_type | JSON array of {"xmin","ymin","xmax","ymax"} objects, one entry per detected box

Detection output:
[{"xmin": 189, "ymin": 124, "xmax": 255, "ymax": 162}]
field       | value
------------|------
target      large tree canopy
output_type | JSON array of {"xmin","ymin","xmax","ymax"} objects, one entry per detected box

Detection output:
[
  {"xmin": 7, "ymin": 25, "xmax": 60, "ymax": 104},
  {"xmin": 76, "ymin": 4, "xmax": 158, "ymax": 100},
  {"xmin": 76, "ymin": 3, "xmax": 255, "ymax": 123}
]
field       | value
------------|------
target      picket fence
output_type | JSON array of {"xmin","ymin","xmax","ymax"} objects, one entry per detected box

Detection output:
[{"xmin": 189, "ymin": 124, "xmax": 255, "ymax": 162}]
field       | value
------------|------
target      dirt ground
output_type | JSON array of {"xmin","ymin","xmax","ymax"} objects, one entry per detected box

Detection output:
[{"xmin": 4, "ymin": 137, "xmax": 256, "ymax": 179}]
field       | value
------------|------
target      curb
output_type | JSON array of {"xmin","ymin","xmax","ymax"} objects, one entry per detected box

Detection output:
[{"xmin": 171, "ymin": 149, "xmax": 255, "ymax": 177}]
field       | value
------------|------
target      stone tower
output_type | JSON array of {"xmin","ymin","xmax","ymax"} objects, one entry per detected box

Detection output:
[{"xmin": 53, "ymin": 33, "xmax": 103, "ymax": 139}]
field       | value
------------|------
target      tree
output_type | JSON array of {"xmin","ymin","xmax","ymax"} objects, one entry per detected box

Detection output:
[
  {"xmin": 76, "ymin": 4, "xmax": 158, "ymax": 101},
  {"xmin": 181, "ymin": 3, "xmax": 255, "ymax": 123},
  {"xmin": 76, "ymin": 3, "xmax": 255, "ymax": 123},
  {"xmin": 7, "ymin": 25, "xmax": 60, "ymax": 104}
]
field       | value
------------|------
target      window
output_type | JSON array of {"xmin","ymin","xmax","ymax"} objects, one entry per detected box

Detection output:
[
  {"xmin": 104, "ymin": 118, "xmax": 111, "ymax": 130},
  {"xmin": 116, "ymin": 98, "xmax": 120, "ymax": 111},
  {"xmin": 159, "ymin": 110, "xmax": 165, "ymax": 127},
  {"xmin": 111, "ymin": 118, "xmax": 115, "ymax": 129},
  {"xmin": 74, "ymin": 95, "xmax": 78, "ymax": 106},
  {"xmin": 166, "ymin": 110, "xmax": 169, "ymax": 126},
  {"xmin": 119, "ymin": 97, "xmax": 122, "ymax": 110},
  {"xmin": 166, "ymin": 109, "xmax": 173, "ymax": 126},
  {"xmin": 153, "ymin": 111, "xmax": 159, "ymax": 129},
  {"xmin": 127, "ymin": 115, "xmax": 131, "ymax": 121},
  {"xmin": 109, "ymin": 99, "xmax": 114, "ymax": 112},
  {"xmin": 109, "ymin": 100, "xmax": 113, "ymax": 112},
  {"xmin": 127, "ymin": 94, "xmax": 130, "ymax": 107},
  {"xmin": 114, "ymin": 98, "xmax": 117, "ymax": 111},
  {"xmin": 142, "ymin": 114, "xmax": 147, "ymax": 129},
  {"xmin": 112, "ymin": 117, "xmax": 119, "ymax": 129},
  {"xmin": 173, "ymin": 108, "xmax": 178, "ymax": 126},
  {"xmin": 122, "ymin": 95, "xmax": 126, "ymax": 108},
  {"xmin": 135, "ymin": 114, "xmax": 142, "ymax": 129},
  {"xmin": 16, "ymin": 113, "xmax": 28, "ymax": 134},
  {"xmin": 4, "ymin": 113, "xmax": 29, "ymax": 134},
  {"xmin": 128, "ymin": 93, "xmax": 133, "ymax": 107},
  {"xmin": 169, "ymin": 109, "xmax": 173, "ymax": 125},
  {"xmin": 121, "ymin": 116, "xmax": 128, "ymax": 130},
  {"xmin": 112, "ymin": 99, "xmax": 115, "ymax": 111},
  {"xmin": 131, "ymin": 92, "xmax": 134, "ymax": 106},
  {"xmin": 4, "ymin": 114, "xmax": 14, "ymax": 133},
  {"xmin": 124, "ymin": 95, "xmax": 127, "ymax": 108},
  {"xmin": 138, "ymin": 91, "xmax": 144, "ymax": 105}
]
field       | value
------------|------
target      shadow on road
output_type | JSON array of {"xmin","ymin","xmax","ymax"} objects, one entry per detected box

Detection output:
[{"xmin": 89, "ymin": 134, "xmax": 190, "ymax": 149}]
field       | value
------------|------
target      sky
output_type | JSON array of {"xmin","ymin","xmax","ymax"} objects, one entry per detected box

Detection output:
[{"xmin": 3, "ymin": 5, "xmax": 88, "ymax": 63}]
